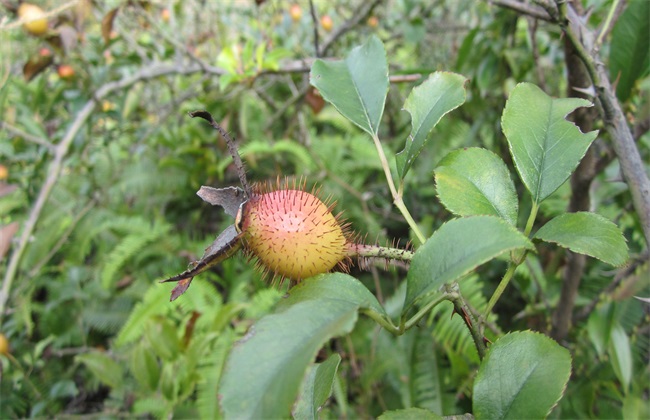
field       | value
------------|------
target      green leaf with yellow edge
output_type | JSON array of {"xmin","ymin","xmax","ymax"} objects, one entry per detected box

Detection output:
[
  {"xmin": 435, "ymin": 147, "xmax": 518, "ymax": 225},
  {"xmin": 534, "ymin": 212, "xmax": 628, "ymax": 266}
]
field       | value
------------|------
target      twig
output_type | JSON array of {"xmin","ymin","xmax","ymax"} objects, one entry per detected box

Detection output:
[
  {"xmin": 188, "ymin": 110, "xmax": 251, "ymax": 197},
  {"xmin": 0, "ymin": 121, "xmax": 55, "ymax": 152},
  {"xmin": 318, "ymin": 0, "xmax": 382, "ymax": 57},
  {"xmin": 308, "ymin": 0, "xmax": 321, "ymax": 58},
  {"xmin": 557, "ymin": 2, "xmax": 650, "ymax": 248},
  {"xmin": 0, "ymin": 0, "xmax": 79, "ymax": 32},
  {"xmin": 573, "ymin": 251, "xmax": 650, "ymax": 323},
  {"xmin": 486, "ymin": 0, "xmax": 553, "ymax": 21},
  {"xmin": 27, "ymin": 199, "xmax": 96, "ymax": 278}
]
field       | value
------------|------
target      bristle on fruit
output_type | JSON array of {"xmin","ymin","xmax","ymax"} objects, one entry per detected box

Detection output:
[{"xmin": 237, "ymin": 179, "xmax": 351, "ymax": 282}]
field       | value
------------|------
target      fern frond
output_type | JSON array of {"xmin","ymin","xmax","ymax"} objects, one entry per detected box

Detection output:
[
  {"xmin": 410, "ymin": 327, "xmax": 443, "ymax": 414},
  {"xmin": 115, "ymin": 284, "xmax": 171, "ymax": 347},
  {"xmin": 83, "ymin": 297, "xmax": 133, "ymax": 335},
  {"xmin": 244, "ymin": 288, "xmax": 283, "ymax": 319},
  {"xmin": 100, "ymin": 220, "xmax": 171, "ymax": 289},
  {"xmin": 196, "ymin": 329, "xmax": 237, "ymax": 419}
]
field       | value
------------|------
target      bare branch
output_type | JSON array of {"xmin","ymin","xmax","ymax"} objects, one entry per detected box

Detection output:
[
  {"xmin": 487, "ymin": 0, "xmax": 553, "ymax": 21},
  {"xmin": 188, "ymin": 111, "xmax": 252, "ymax": 197},
  {"xmin": 0, "ymin": 121, "xmax": 55, "ymax": 152}
]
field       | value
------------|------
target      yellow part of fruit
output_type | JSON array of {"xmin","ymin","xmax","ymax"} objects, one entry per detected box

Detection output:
[
  {"xmin": 18, "ymin": 3, "xmax": 48, "ymax": 36},
  {"xmin": 241, "ymin": 189, "xmax": 347, "ymax": 280}
]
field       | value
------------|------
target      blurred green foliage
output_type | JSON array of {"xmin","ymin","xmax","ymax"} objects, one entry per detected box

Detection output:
[{"xmin": 0, "ymin": 0, "xmax": 648, "ymax": 418}]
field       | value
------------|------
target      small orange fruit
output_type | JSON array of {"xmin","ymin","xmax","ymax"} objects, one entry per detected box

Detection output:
[
  {"xmin": 367, "ymin": 16, "xmax": 378, "ymax": 28},
  {"xmin": 289, "ymin": 4, "xmax": 302, "ymax": 22},
  {"xmin": 0, "ymin": 333, "xmax": 10, "ymax": 356},
  {"xmin": 0, "ymin": 165, "xmax": 8, "ymax": 180},
  {"xmin": 57, "ymin": 64, "xmax": 75, "ymax": 80},
  {"xmin": 18, "ymin": 3, "xmax": 48, "ymax": 36},
  {"xmin": 320, "ymin": 15, "xmax": 333, "ymax": 32}
]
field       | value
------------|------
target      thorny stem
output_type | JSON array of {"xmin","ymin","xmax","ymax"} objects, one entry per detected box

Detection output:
[
  {"xmin": 346, "ymin": 243, "xmax": 414, "ymax": 262},
  {"xmin": 445, "ymin": 283, "xmax": 487, "ymax": 360},
  {"xmin": 371, "ymin": 133, "xmax": 426, "ymax": 245}
]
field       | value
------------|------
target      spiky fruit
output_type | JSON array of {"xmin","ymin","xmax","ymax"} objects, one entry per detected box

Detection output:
[{"xmin": 236, "ymin": 185, "xmax": 348, "ymax": 281}]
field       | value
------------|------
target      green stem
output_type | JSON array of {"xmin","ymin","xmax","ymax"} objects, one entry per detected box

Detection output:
[
  {"xmin": 595, "ymin": 0, "xmax": 620, "ymax": 47},
  {"xmin": 484, "ymin": 199, "xmax": 539, "ymax": 319},
  {"xmin": 403, "ymin": 292, "xmax": 448, "ymax": 330},
  {"xmin": 370, "ymin": 133, "xmax": 426, "ymax": 245},
  {"xmin": 484, "ymin": 262, "xmax": 518, "ymax": 320},
  {"xmin": 360, "ymin": 308, "xmax": 401, "ymax": 335},
  {"xmin": 523, "ymin": 200, "xmax": 539, "ymax": 237},
  {"xmin": 394, "ymin": 196, "xmax": 426, "ymax": 244}
]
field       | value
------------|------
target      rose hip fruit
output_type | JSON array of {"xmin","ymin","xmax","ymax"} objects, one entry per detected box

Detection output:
[{"xmin": 236, "ymin": 185, "xmax": 348, "ymax": 281}]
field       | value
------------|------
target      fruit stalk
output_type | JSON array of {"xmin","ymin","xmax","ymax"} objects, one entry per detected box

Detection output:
[{"xmin": 346, "ymin": 242, "xmax": 414, "ymax": 262}]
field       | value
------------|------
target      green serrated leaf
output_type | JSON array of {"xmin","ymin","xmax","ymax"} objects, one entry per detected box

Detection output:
[
  {"xmin": 293, "ymin": 354, "xmax": 342, "ymax": 419},
  {"xmin": 502, "ymin": 83, "xmax": 598, "ymax": 203},
  {"xmin": 534, "ymin": 212, "xmax": 628, "ymax": 266},
  {"xmin": 435, "ymin": 147, "xmax": 518, "ymax": 225},
  {"xmin": 75, "ymin": 351, "xmax": 124, "ymax": 390},
  {"xmin": 310, "ymin": 36, "xmax": 388, "ymax": 136},
  {"xmin": 405, "ymin": 216, "xmax": 534, "ymax": 310},
  {"xmin": 277, "ymin": 273, "xmax": 387, "ymax": 317},
  {"xmin": 610, "ymin": 0, "xmax": 650, "ymax": 102},
  {"xmin": 219, "ymin": 299, "xmax": 358, "ymax": 419},
  {"xmin": 473, "ymin": 331, "xmax": 572, "ymax": 419},
  {"xmin": 396, "ymin": 72, "xmax": 467, "ymax": 178}
]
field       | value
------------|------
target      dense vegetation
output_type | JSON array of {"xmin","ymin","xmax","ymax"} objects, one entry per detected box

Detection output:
[{"xmin": 1, "ymin": 0, "xmax": 648, "ymax": 418}]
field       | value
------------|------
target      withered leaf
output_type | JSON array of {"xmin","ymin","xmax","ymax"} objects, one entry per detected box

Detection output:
[
  {"xmin": 161, "ymin": 224, "xmax": 242, "ymax": 301},
  {"xmin": 197, "ymin": 186, "xmax": 246, "ymax": 219},
  {"xmin": 101, "ymin": 8, "xmax": 119, "ymax": 44},
  {"xmin": 0, "ymin": 222, "xmax": 19, "ymax": 260},
  {"xmin": 23, "ymin": 53, "xmax": 54, "ymax": 81}
]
